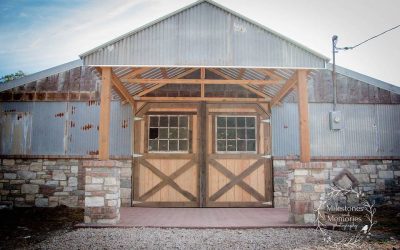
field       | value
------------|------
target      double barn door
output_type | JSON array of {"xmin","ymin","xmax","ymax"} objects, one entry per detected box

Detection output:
[{"xmin": 133, "ymin": 102, "xmax": 272, "ymax": 207}]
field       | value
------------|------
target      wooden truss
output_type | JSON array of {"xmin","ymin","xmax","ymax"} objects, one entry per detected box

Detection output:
[{"xmin": 97, "ymin": 66, "xmax": 311, "ymax": 163}]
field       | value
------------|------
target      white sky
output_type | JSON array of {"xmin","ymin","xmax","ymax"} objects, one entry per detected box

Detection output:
[{"xmin": 1, "ymin": 0, "xmax": 399, "ymax": 86}]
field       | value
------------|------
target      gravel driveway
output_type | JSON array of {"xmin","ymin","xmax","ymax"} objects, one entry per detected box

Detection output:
[{"xmin": 33, "ymin": 228, "xmax": 396, "ymax": 250}]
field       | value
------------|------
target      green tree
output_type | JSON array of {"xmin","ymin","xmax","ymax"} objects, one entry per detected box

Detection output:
[{"xmin": 0, "ymin": 70, "xmax": 25, "ymax": 83}]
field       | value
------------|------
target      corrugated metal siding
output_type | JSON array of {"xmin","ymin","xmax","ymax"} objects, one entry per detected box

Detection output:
[
  {"xmin": 271, "ymin": 104, "xmax": 299, "ymax": 156},
  {"xmin": 272, "ymin": 103, "xmax": 400, "ymax": 157},
  {"xmin": 0, "ymin": 101, "xmax": 131, "ymax": 157},
  {"xmin": 0, "ymin": 112, "xmax": 32, "ymax": 154},
  {"xmin": 82, "ymin": 2, "xmax": 325, "ymax": 68}
]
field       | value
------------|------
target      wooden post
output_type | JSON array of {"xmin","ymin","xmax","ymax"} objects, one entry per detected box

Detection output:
[
  {"xmin": 98, "ymin": 67, "xmax": 112, "ymax": 160},
  {"xmin": 297, "ymin": 70, "xmax": 310, "ymax": 163},
  {"xmin": 200, "ymin": 68, "xmax": 205, "ymax": 98}
]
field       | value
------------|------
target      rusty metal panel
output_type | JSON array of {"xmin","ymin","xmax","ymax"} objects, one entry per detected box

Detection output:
[
  {"xmin": 66, "ymin": 101, "xmax": 100, "ymax": 156},
  {"xmin": 0, "ymin": 112, "xmax": 32, "ymax": 154},
  {"xmin": 81, "ymin": 1, "xmax": 326, "ymax": 68}
]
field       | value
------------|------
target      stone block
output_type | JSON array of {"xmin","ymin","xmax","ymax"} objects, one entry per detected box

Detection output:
[
  {"xmin": 2, "ymin": 159, "xmax": 15, "ymax": 166},
  {"xmin": 30, "ymin": 179, "xmax": 45, "ymax": 185},
  {"xmin": 21, "ymin": 184, "xmax": 39, "ymax": 194},
  {"xmin": 35, "ymin": 198, "xmax": 49, "ymax": 207},
  {"xmin": 68, "ymin": 177, "xmax": 78, "ymax": 187},
  {"xmin": 294, "ymin": 169, "xmax": 308, "ymax": 176},
  {"xmin": 377, "ymin": 165, "xmax": 387, "ymax": 170},
  {"xmin": 354, "ymin": 173, "xmax": 370, "ymax": 183},
  {"xmin": 85, "ymin": 197, "xmax": 104, "ymax": 207},
  {"xmin": 360, "ymin": 165, "xmax": 376, "ymax": 174},
  {"xmin": 274, "ymin": 197, "xmax": 288, "ymax": 208},
  {"xmin": 92, "ymin": 177, "xmax": 104, "ymax": 184},
  {"xmin": 120, "ymin": 188, "xmax": 131, "ymax": 199},
  {"xmin": 29, "ymin": 163, "xmax": 43, "ymax": 171},
  {"xmin": 59, "ymin": 196, "xmax": 78, "ymax": 207},
  {"xmin": 273, "ymin": 160, "xmax": 286, "ymax": 168},
  {"xmin": 379, "ymin": 171, "xmax": 394, "ymax": 179},
  {"xmin": 17, "ymin": 170, "xmax": 37, "ymax": 180},
  {"xmin": 70, "ymin": 166, "xmax": 79, "ymax": 174},
  {"xmin": 304, "ymin": 213, "xmax": 316, "ymax": 224},
  {"xmin": 302, "ymin": 184, "xmax": 314, "ymax": 193},
  {"xmin": 86, "ymin": 184, "xmax": 103, "ymax": 191},
  {"xmin": 120, "ymin": 179, "xmax": 131, "ymax": 188},
  {"xmin": 4, "ymin": 173, "xmax": 17, "ymax": 179},
  {"xmin": 104, "ymin": 177, "xmax": 117, "ymax": 186},
  {"xmin": 120, "ymin": 168, "xmax": 132, "ymax": 178},
  {"xmin": 107, "ymin": 200, "xmax": 117, "ymax": 207},
  {"xmin": 43, "ymin": 161, "xmax": 56, "ymax": 166},
  {"xmin": 105, "ymin": 193, "xmax": 119, "ymax": 200},
  {"xmin": 52, "ymin": 170, "xmax": 66, "ymax": 180},
  {"xmin": 294, "ymin": 176, "xmax": 306, "ymax": 184}
]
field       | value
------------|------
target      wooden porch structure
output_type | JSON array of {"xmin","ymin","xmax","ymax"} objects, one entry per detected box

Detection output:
[{"xmin": 96, "ymin": 67, "xmax": 311, "ymax": 163}]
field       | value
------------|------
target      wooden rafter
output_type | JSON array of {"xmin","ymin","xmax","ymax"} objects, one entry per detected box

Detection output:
[
  {"xmin": 120, "ymin": 67, "xmax": 153, "ymax": 80},
  {"xmin": 135, "ymin": 68, "xmax": 199, "ymax": 97},
  {"xmin": 270, "ymin": 71, "xmax": 298, "ymax": 107},
  {"xmin": 124, "ymin": 78, "xmax": 282, "ymax": 85},
  {"xmin": 253, "ymin": 68, "xmax": 284, "ymax": 81},
  {"xmin": 160, "ymin": 68, "xmax": 169, "ymax": 79},
  {"xmin": 207, "ymin": 68, "xmax": 271, "ymax": 99}
]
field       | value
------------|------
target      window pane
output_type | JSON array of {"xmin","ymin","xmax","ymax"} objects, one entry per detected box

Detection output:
[
  {"xmin": 179, "ymin": 116, "xmax": 188, "ymax": 127},
  {"xmin": 217, "ymin": 140, "xmax": 226, "ymax": 151},
  {"xmin": 150, "ymin": 116, "xmax": 159, "ymax": 127},
  {"xmin": 217, "ymin": 117, "xmax": 226, "ymax": 127},
  {"xmin": 149, "ymin": 128, "xmax": 159, "ymax": 139},
  {"xmin": 179, "ymin": 140, "xmax": 188, "ymax": 151},
  {"xmin": 227, "ymin": 129, "xmax": 236, "ymax": 139},
  {"xmin": 227, "ymin": 117, "xmax": 236, "ymax": 127},
  {"xmin": 160, "ymin": 116, "xmax": 169, "ymax": 127},
  {"xmin": 169, "ymin": 128, "xmax": 178, "ymax": 139},
  {"xmin": 159, "ymin": 128, "xmax": 169, "ymax": 139},
  {"xmin": 169, "ymin": 116, "xmax": 178, "ymax": 127},
  {"xmin": 247, "ymin": 140, "xmax": 256, "ymax": 151},
  {"xmin": 179, "ymin": 128, "xmax": 188, "ymax": 139},
  {"xmin": 227, "ymin": 140, "xmax": 236, "ymax": 151},
  {"xmin": 237, "ymin": 140, "xmax": 246, "ymax": 151},
  {"xmin": 237, "ymin": 117, "xmax": 246, "ymax": 127},
  {"xmin": 217, "ymin": 128, "xmax": 226, "ymax": 139},
  {"xmin": 159, "ymin": 140, "xmax": 168, "ymax": 151},
  {"xmin": 237, "ymin": 129, "xmax": 246, "ymax": 139},
  {"xmin": 246, "ymin": 117, "xmax": 255, "ymax": 127},
  {"xmin": 149, "ymin": 140, "xmax": 158, "ymax": 151},
  {"xmin": 169, "ymin": 140, "xmax": 178, "ymax": 151},
  {"xmin": 247, "ymin": 129, "xmax": 255, "ymax": 139}
]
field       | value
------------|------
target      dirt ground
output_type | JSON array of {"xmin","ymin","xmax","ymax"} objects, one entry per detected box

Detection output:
[{"xmin": 0, "ymin": 205, "xmax": 398, "ymax": 249}]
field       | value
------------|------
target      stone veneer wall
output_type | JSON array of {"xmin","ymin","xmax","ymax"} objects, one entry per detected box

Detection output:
[
  {"xmin": 0, "ymin": 158, "xmax": 132, "ymax": 208},
  {"xmin": 273, "ymin": 159, "xmax": 400, "ymax": 210}
]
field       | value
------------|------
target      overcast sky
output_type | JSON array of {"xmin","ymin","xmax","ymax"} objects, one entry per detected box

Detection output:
[{"xmin": 0, "ymin": 0, "xmax": 399, "ymax": 86}]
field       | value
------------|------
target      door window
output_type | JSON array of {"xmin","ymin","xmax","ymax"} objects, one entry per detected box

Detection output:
[{"xmin": 216, "ymin": 116, "xmax": 256, "ymax": 153}]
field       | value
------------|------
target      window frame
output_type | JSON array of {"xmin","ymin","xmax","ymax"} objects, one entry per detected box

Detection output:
[
  {"xmin": 147, "ymin": 114, "xmax": 190, "ymax": 154},
  {"xmin": 214, "ymin": 115, "xmax": 258, "ymax": 154}
]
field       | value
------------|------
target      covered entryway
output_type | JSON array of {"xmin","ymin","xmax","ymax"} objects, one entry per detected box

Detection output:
[{"xmin": 132, "ymin": 97, "xmax": 272, "ymax": 207}]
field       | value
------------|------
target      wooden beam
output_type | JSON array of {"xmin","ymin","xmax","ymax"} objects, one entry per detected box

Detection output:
[
  {"xmin": 135, "ymin": 96, "xmax": 268, "ymax": 103},
  {"xmin": 96, "ymin": 67, "xmax": 135, "ymax": 106},
  {"xmin": 207, "ymin": 68, "xmax": 271, "ymax": 99},
  {"xmin": 135, "ymin": 68, "xmax": 199, "ymax": 97},
  {"xmin": 270, "ymin": 72, "xmax": 298, "ymax": 107},
  {"xmin": 160, "ymin": 68, "xmax": 169, "ymax": 79},
  {"xmin": 237, "ymin": 68, "xmax": 245, "ymax": 79},
  {"xmin": 297, "ymin": 69, "xmax": 310, "ymax": 163},
  {"xmin": 124, "ymin": 78, "xmax": 282, "ymax": 85},
  {"xmin": 98, "ymin": 67, "xmax": 112, "ymax": 160},
  {"xmin": 200, "ymin": 68, "xmax": 205, "ymax": 98},
  {"xmin": 120, "ymin": 67, "xmax": 153, "ymax": 80}
]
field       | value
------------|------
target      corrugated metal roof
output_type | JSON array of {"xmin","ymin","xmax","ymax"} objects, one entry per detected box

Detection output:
[
  {"xmin": 0, "ymin": 60, "xmax": 82, "ymax": 93},
  {"xmin": 80, "ymin": 0, "xmax": 328, "ymax": 68},
  {"xmin": 327, "ymin": 63, "xmax": 400, "ymax": 95}
]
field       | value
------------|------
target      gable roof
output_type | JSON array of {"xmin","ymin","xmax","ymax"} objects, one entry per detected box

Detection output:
[{"xmin": 80, "ymin": 0, "xmax": 328, "ymax": 68}]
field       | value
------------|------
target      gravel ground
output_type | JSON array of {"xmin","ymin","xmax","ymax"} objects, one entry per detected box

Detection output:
[{"xmin": 31, "ymin": 228, "xmax": 398, "ymax": 250}]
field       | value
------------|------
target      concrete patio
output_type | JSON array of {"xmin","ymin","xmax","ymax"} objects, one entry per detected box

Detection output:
[{"xmin": 78, "ymin": 208, "xmax": 313, "ymax": 228}]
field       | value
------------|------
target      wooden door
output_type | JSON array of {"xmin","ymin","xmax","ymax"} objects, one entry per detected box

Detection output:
[
  {"xmin": 133, "ymin": 103, "xmax": 200, "ymax": 207},
  {"xmin": 205, "ymin": 104, "xmax": 273, "ymax": 207}
]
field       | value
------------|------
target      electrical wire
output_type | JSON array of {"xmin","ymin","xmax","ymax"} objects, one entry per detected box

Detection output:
[{"xmin": 338, "ymin": 24, "xmax": 400, "ymax": 50}]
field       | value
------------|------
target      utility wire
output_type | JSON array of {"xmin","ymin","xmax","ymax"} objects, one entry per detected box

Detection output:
[{"xmin": 338, "ymin": 24, "xmax": 400, "ymax": 50}]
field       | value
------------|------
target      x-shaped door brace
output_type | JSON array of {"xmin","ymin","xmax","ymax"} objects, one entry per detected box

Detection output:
[
  {"xmin": 208, "ymin": 159, "xmax": 265, "ymax": 202},
  {"xmin": 139, "ymin": 159, "xmax": 197, "ymax": 202}
]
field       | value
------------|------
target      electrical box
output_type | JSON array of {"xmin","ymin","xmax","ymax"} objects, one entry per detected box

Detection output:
[{"xmin": 329, "ymin": 111, "xmax": 343, "ymax": 130}]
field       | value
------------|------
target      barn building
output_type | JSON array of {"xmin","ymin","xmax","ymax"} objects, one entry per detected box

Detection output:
[{"xmin": 1, "ymin": 0, "xmax": 399, "ymax": 225}]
